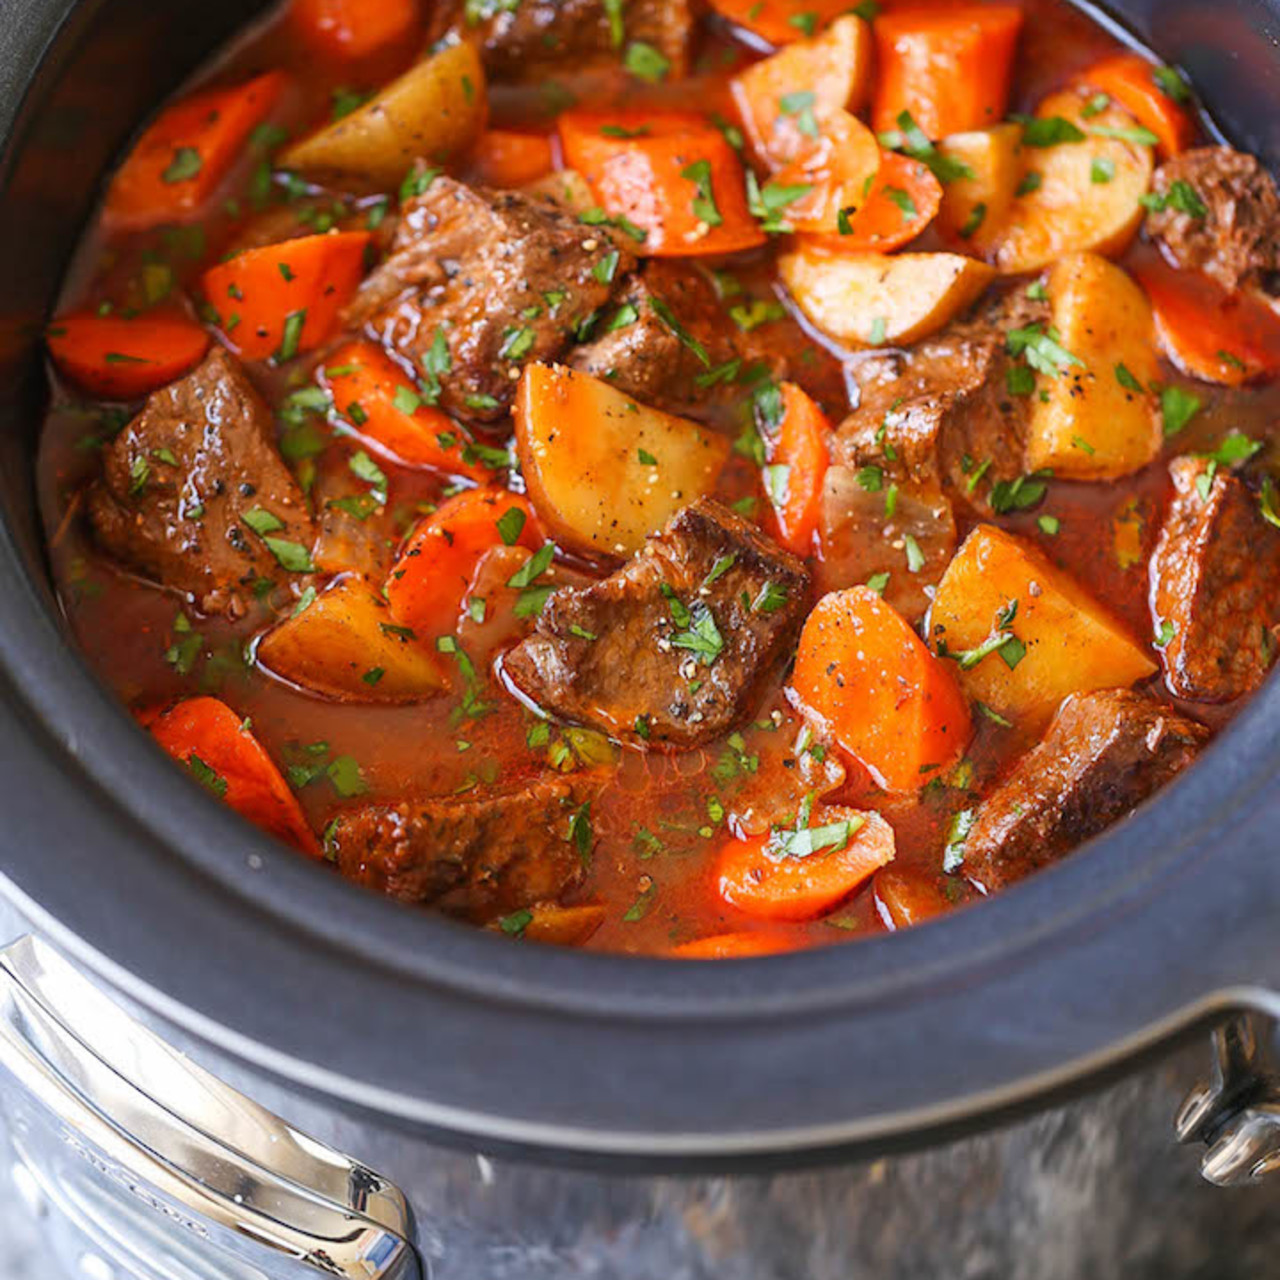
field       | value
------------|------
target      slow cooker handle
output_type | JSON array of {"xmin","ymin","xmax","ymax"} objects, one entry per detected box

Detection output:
[
  {"xmin": 1176, "ymin": 1012, "xmax": 1280, "ymax": 1185},
  {"xmin": 0, "ymin": 934, "xmax": 421, "ymax": 1279}
]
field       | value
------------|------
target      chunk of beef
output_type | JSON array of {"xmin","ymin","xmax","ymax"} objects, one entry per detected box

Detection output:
[
  {"xmin": 571, "ymin": 261, "xmax": 783, "ymax": 418},
  {"xmin": 503, "ymin": 499, "xmax": 809, "ymax": 749},
  {"xmin": 1146, "ymin": 146, "xmax": 1280, "ymax": 293},
  {"xmin": 430, "ymin": 0, "xmax": 692, "ymax": 82},
  {"xmin": 345, "ymin": 176, "xmax": 635, "ymax": 422},
  {"xmin": 1149, "ymin": 456, "xmax": 1280, "ymax": 702},
  {"xmin": 330, "ymin": 774, "xmax": 595, "ymax": 922},
  {"xmin": 825, "ymin": 290, "xmax": 1044, "ymax": 620},
  {"xmin": 88, "ymin": 349, "xmax": 313, "ymax": 615},
  {"xmin": 963, "ymin": 689, "xmax": 1207, "ymax": 894}
]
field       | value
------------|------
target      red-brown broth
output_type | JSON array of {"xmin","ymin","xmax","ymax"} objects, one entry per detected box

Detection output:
[{"xmin": 37, "ymin": 0, "xmax": 1278, "ymax": 954}]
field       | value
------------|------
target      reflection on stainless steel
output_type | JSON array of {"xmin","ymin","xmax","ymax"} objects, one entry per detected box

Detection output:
[
  {"xmin": 1177, "ymin": 1012, "xmax": 1280, "ymax": 1185},
  {"xmin": 0, "ymin": 935, "xmax": 420, "ymax": 1279}
]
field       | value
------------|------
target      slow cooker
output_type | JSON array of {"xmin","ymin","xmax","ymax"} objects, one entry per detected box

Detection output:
[{"xmin": 3, "ymin": 0, "xmax": 1280, "ymax": 1275}]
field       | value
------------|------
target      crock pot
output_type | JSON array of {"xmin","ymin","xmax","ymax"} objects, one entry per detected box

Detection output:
[{"xmin": 3, "ymin": 1, "xmax": 1280, "ymax": 1275}]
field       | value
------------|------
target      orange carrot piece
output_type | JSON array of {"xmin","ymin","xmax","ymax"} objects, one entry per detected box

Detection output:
[
  {"xmin": 321, "ymin": 341, "xmax": 498, "ymax": 479},
  {"xmin": 1134, "ymin": 258, "xmax": 1280, "ymax": 386},
  {"xmin": 872, "ymin": 5, "xmax": 1023, "ymax": 139},
  {"xmin": 558, "ymin": 110, "xmax": 766, "ymax": 257},
  {"xmin": 765, "ymin": 109, "xmax": 881, "ymax": 235},
  {"xmin": 805, "ymin": 151, "xmax": 941, "ymax": 252},
  {"xmin": 716, "ymin": 806, "xmax": 895, "ymax": 921},
  {"xmin": 290, "ymin": 0, "xmax": 418, "ymax": 60},
  {"xmin": 873, "ymin": 867, "xmax": 950, "ymax": 930},
  {"xmin": 765, "ymin": 382, "xmax": 831, "ymax": 556},
  {"xmin": 144, "ymin": 696, "xmax": 319, "ymax": 856},
  {"xmin": 385, "ymin": 487, "xmax": 543, "ymax": 638},
  {"xmin": 201, "ymin": 230, "xmax": 371, "ymax": 362},
  {"xmin": 468, "ymin": 130, "xmax": 555, "ymax": 188},
  {"xmin": 47, "ymin": 309, "xmax": 210, "ymax": 400},
  {"xmin": 1077, "ymin": 53, "xmax": 1195, "ymax": 158},
  {"xmin": 671, "ymin": 932, "xmax": 800, "ymax": 958},
  {"xmin": 707, "ymin": 0, "xmax": 860, "ymax": 47},
  {"xmin": 790, "ymin": 586, "xmax": 972, "ymax": 792},
  {"xmin": 106, "ymin": 72, "xmax": 285, "ymax": 231}
]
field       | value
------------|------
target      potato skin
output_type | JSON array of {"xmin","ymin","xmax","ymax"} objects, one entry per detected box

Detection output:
[{"xmin": 281, "ymin": 42, "xmax": 487, "ymax": 186}]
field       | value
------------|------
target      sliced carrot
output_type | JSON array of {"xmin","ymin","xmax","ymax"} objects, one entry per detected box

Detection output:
[
  {"xmin": 1133, "ymin": 258, "xmax": 1280, "ymax": 386},
  {"xmin": 321, "ymin": 341, "xmax": 499, "ymax": 479},
  {"xmin": 558, "ymin": 110, "xmax": 766, "ymax": 257},
  {"xmin": 790, "ymin": 586, "xmax": 972, "ymax": 792},
  {"xmin": 201, "ymin": 230, "xmax": 371, "ymax": 362},
  {"xmin": 143, "ymin": 696, "xmax": 319, "ymax": 856},
  {"xmin": 106, "ymin": 72, "xmax": 285, "ymax": 232},
  {"xmin": 385, "ymin": 487, "xmax": 543, "ymax": 639},
  {"xmin": 290, "ymin": 0, "xmax": 418, "ymax": 60},
  {"xmin": 1076, "ymin": 53, "xmax": 1195, "ymax": 158},
  {"xmin": 47, "ymin": 309, "xmax": 210, "ymax": 400},
  {"xmin": 804, "ymin": 151, "xmax": 941, "ymax": 252},
  {"xmin": 873, "ymin": 867, "xmax": 951, "ymax": 930},
  {"xmin": 765, "ymin": 382, "xmax": 831, "ymax": 556},
  {"xmin": 716, "ymin": 806, "xmax": 895, "ymax": 921},
  {"xmin": 872, "ymin": 5, "xmax": 1023, "ymax": 139},
  {"xmin": 707, "ymin": 0, "xmax": 862, "ymax": 47},
  {"xmin": 468, "ymin": 130, "xmax": 555, "ymax": 188},
  {"xmin": 671, "ymin": 932, "xmax": 800, "ymax": 958},
  {"xmin": 765, "ymin": 109, "xmax": 882, "ymax": 235}
]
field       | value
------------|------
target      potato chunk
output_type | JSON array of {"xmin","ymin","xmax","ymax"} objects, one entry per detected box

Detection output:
[
  {"xmin": 985, "ymin": 89, "xmax": 1153, "ymax": 274},
  {"xmin": 936, "ymin": 123, "xmax": 1022, "ymax": 244},
  {"xmin": 1025, "ymin": 252, "xmax": 1161, "ymax": 478},
  {"xmin": 927, "ymin": 525, "xmax": 1156, "ymax": 729},
  {"xmin": 281, "ymin": 42, "xmax": 487, "ymax": 186},
  {"xmin": 257, "ymin": 576, "xmax": 446, "ymax": 703},
  {"xmin": 779, "ymin": 247, "xmax": 994, "ymax": 348},
  {"xmin": 514, "ymin": 364, "xmax": 730, "ymax": 558}
]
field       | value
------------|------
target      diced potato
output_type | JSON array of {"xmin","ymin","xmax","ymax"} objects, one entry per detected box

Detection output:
[
  {"xmin": 514, "ymin": 364, "xmax": 730, "ymax": 558},
  {"xmin": 985, "ymin": 88, "xmax": 1153, "ymax": 274},
  {"xmin": 257, "ymin": 576, "xmax": 446, "ymax": 703},
  {"xmin": 779, "ymin": 247, "xmax": 995, "ymax": 348},
  {"xmin": 936, "ymin": 122, "xmax": 1022, "ymax": 244},
  {"xmin": 281, "ymin": 42, "xmax": 487, "ymax": 186},
  {"xmin": 490, "ymin": 903, "xmax": 606, "ymax": 946},
  {"xmin": 927, "ymin": 525, "xmax": 1156, "ymax": 729},
  {"xmin": 1026, "ymin": 252, "xmax": 1161, "ymax": 478},
  {"xmin": 521, "ymin": 167, "xmax": 596, "ymax": 214},
  {"xmin": 731, "ymin": 15, "xmax": 873, "ymax": 167}
]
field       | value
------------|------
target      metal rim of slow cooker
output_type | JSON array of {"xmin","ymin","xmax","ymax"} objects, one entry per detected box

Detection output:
[{"xmin": 2, "ymin": 0, "xmax": 1279, "ymax": 1170}]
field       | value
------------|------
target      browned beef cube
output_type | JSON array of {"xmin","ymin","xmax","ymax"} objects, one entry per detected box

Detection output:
[
  {"xmin": 1145, "ymin": 146, "xmax": 1280, "ymax": 293},
  {"xmin": 962, "ymin": 689, "xmax": 1207, "ymax": 894},
  {"xmin": 87, "ymin": 348, "xmax": 313, "ymax": 616},
  {"xmin": 503, "ymin": 499, "xmax": 809, "ymax": 749},
  {"xmin": 330, "ymin": 774, "xmax": 595, "ymax": 923},
  {"xmin": 1149, "ymin": 456, "xmax": 1280, "ymax": 702},
  {"xmin": 430, "ymin": 0, "xmax": 693, "ymax": 82},
  {"xmin": 571, "ymin": 260, "xmax": 783, "ymax": 418},
  {"xmin": 346, "ymin": 176, "xmax": 636, "ymax": 422}
]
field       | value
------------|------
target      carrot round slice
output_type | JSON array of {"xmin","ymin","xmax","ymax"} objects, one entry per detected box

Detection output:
[
  {"xmin": 143, "ymin": 696, "xmax": 319, "ymax": 856},
  {"xmin": 790, "ymin": 587, "xmax": 972, "ymax": 792},
  {"xmin": 716, "ymin": 806, "xmax": 895, "ymax": 921},
  {"xmin": 1134, "ymin": 258, "xmax": 1280, "ymax": 386},
  {"xmin": 106, "ymin": 72, "xmax": 285, "ymax": 231},
  {"xmin": 1077, "ymin": 53, "xmax": 1195, "ymax": 159},
  {"xmin": 804, "ymin": 151, "xmax": 942, "ymax": 252},
  {"xmin": 467, "ymin": 130, "xmax": 555, "ymax": 188},
  {"xmin": 671, "ymin": 932, "xmax": 800, "ymax": 958},
  {"xmin": 765, "ymin": 382, "xmax": 831, "ymax": 556},
  {"xmin": 385, "ymin": 487, "xmax": 543, "ymax": 639},
  {"xmin": 47, "ymin": 310, "xmax": 210, "ymax": 400},
  {"xmin": 290, "ymin": 0, "xmax": 418, "ymax": 60},
  {"xmin": 766, "ymin": 109, "xmax": 882, "ymax": 236},
  {"xmin": 201, "ymin": 230, "xmax": 371, "ymax": 362},
  {"xmin": 558, "ymin": 110, "xmax": 766, "ymax": 257}
]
